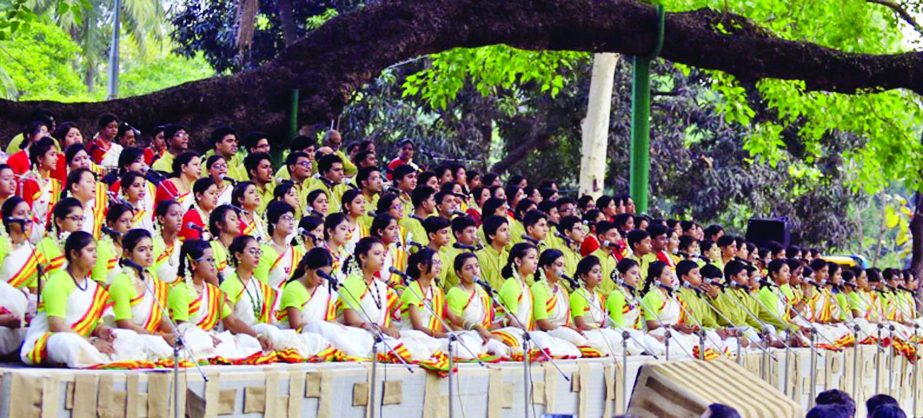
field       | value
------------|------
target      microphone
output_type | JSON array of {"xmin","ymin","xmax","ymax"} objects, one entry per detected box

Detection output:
[
  {"xmin": 106, "ymin": 191, "xmax": 135, "ymax": 211},
  {"xmin": 389, "ymin": 267, "xmax": 412, "ymax": 285},
  {"xmin": 600, "ymin": 240, "xmax": 619, "ymax": 249},
  {"xmin": 451, "ymin": 210, "xmax": 467, "ymax": 218},
  {"xmin": 453, "ymin": 243, "xmax": 477, "ymax": 252},
  {"xmin": 406, "ymin": 240, "xmax": 424, "ymax": 249},
  {"xmin": 101, "ymin": 225, "xmax": 123, "ymax": 238},
  {"xmin": 558, "ymin": 270, "xmax": 580, "ymax": 289},
  {"xmin": 554, "ymin": 230, "xmax": 572, "ymax": 245},
  {"xmin": 2, "ymin": 217, "xmax": 26, "ymax": 226},
  {"xmin": 317, "ymin": 270, "xmax": 340, "ymax": 290},
  {"xmin": 186, "ymin": 222, "xmax": 206, "ymax": 232},
  {"xmin": 221, "ymin": 175, "xmax": 237, "ymax": 184},
  {"xmin": 474, "ymin": 276, "xmax": 494, "ymax": 293},
  {"xmin": 520, "ymin": 234, "xmax": 542, "ymax": 246}
]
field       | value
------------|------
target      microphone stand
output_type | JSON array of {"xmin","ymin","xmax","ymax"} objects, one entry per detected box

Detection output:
[
  {"xmin": 138, "ymin": 267, "xmax": 208, "ymax": 418},
  {"xmin": 721, "ymin": 287, "xmax": 779, "ymax": 362},
  {"xmin": 566, "ymin": 278, "xmax": 647, "ymax": 415},
  {"xmin": 672, "ymin": 286, "xmax": 726, "ymax": 361},
  {"xmin": 785, "ymin": 287, "xmax": 846, "ymax": 404},
  {"xmin": 749, "ymin": 287, "xmax": 803, "ymax": 391},
  {"xmin": 697, "ymin": 292, "xmax": 745, "ymax": 365},
  {"xmin": 889, "ymin": 323, "xmax": 895, "ymax": 396},
  {"xmin": 329, "ymin": 273, "xmax": 413, "ymax": 418},
  {"xmin": 914, "ymin": 324, "xmax": 920, "ymax": 418},
  {"xmin": 636, "ymin": 286, "xmax": 696, "ymax": 361},
  {"xmin": 400, "ymin": 275, "xmax": 486, "ymax": 418},
  {"xmin": 474, "ymin": 278, "xmax": 570, "ymax": 418}
]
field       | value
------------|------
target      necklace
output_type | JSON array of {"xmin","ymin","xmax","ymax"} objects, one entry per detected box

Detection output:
[
  {"xmin": 241, "ymin": 274, "xmax": 263, "ymax": 320},
  {"xmin": 369, "ymin": 278, "xmax": 383, "ymax": 310},
  {"xmin": 69, "ymin": 269, "xmax": 88, "ymax": 291}
]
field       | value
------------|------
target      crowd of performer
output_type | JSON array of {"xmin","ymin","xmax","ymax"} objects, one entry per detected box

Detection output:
[{"xmin": 0, "ymin": 109, "xmax": 919, "ymax": 369}]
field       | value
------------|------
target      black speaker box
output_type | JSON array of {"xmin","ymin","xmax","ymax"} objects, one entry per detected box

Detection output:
[{"xmin": 745, "ymin": 218, "xmax": 790, "ymax": 247}]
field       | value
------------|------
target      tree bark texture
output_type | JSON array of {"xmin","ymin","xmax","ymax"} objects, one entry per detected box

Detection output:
[{"xmin": 0, "ymin": 0, "xmax": 920, "ymax": 147}]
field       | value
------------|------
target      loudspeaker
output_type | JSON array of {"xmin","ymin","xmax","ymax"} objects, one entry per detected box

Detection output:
[
  {"xmin": 746, "ymin": 218, "xmax": 790, "ymax": 248},
  {"xmin": 626, "ymin": 359, "xmax": 801, "ymax": 418}
]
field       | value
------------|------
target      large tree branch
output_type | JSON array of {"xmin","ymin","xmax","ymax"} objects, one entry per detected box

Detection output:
[{"xmin": 0, "ymin": 0, "xmax": 920, "ymax": 144}]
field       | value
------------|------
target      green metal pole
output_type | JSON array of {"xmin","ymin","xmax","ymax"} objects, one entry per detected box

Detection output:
[
  {"xmin": 628, "ymin": 4, "xmax": 665, "ymax": 215},
  {"xmin": 274, "ymin": 88, "xmax": 300, "ymax": 169},
  {"xmin": 629, "ymin": 57, "xmax": 651, "ymax": 214},
  {"xmin": 288, "ymin": 88, "xmax": 300, "ymax": 141}
]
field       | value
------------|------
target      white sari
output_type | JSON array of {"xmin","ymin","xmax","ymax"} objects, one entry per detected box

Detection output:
[
  {"xmin": 153, "ymin": 236, "xmax": 181, "ymax": 285},
  {"xmin": 572, "ymin": 287, "xmax": 624, "ymax": 356},
  {"xmin": 21, "ymin": 277, "xmax": 157, "ymax": 367},
  {"xmin": 226, "ymin": 275, "xmax": 330, "ymax": 358},
  {"xmin": 448, "ymin": 285, "xmax": 510, "ymax": 358},
  {"xmin": 495, "ymin": 276, "xmax": 581, "ymax": 358},
  {"xmin": 0, "ymin": 280, "xmax": 27, "ymax": 356},
  {"xmin": 175, "ymin": 282, "xmax": 263, "ymax": 362},
  {"xmin": 281, "ymin": 280, "xmax": 373, "ymax": 358},
  {"xmin": 607, "ymin": 286, "xmax": 665, "ymax": 356},
  {"xmin": 646, "ymin": 287, "xmax": 700, "ymax": 359},
  {"xmin": 338, "ymin": 275, "xmax": 437, "ymax": 362},
  {"xmin": 104, "ymin": 272, "xmax": 174, "ymax": 360}
]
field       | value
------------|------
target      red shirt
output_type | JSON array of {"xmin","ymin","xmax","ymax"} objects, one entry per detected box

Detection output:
[
  {"xmin": 580, "ymin": 235, "xmax": 600, "ymax": 257},
  {"xmin": 466, "ymin": 207, "xmax": 482, "ymax": 226},
  {"xmin": 154, "ymin": 179, "xmax": 189, "ymax": 212},
  {"xmin": 179, "ymin": 208, "xmax": 206, "ymax": 241},
  {"xmin": 7, "ymin": 150, "xmax": 29, "ymax": 176},
  {"xmin": 87, "ymin": 138, "xmax": 112, "ymax": 165},
  {"xmin": 386, "ymin": 158, "xmax": 406, "ymax": 180},
  {"xmin": 656, "ymin": 250, "xmax": 675, "ymax": 268}
]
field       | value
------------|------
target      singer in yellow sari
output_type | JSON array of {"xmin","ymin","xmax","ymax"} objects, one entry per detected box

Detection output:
[
  {"xmin": 399, "ymin": 248, "xmax": 469, "ymax": 358},
  {"xmin": 64, "ymin": 169, "xmax": 108, "ymax": 239},
  {"xmin": 0, "ymin": 197, "xmax": 39, "ymax": 293},
  {"xmin": 254, "ymin": 202, "xmax": 303, "ymax": 289},
  {"xmin": 495, "ymin": 243, "xmax": 580, "ymax": 358},
  {"xmin": 233, "ymin": 181, "xmax": 266, "ymax": 239},
  {"xmin": 153, "ymin": 200, "xmax": 183, "ymax": 285},
  {"xmin": 167, "ymin": 240, "xmax": 273, "ymax": 362},
  {"xmin": 369, "ymin": 213, "xmax": 408, "ymax": 290},
  {"xmin": 338, "ymin": 237, "xmax": 436, "ymax": 362},
  {"xmin": 223, "ymin": 236, "xmax": 331, "ymax": 359},
  {"xmin": 91, "ymin": 203, "xmax": 132, "ymax": 285},
  {"xmin": 569, "ymin": 256, "xmax": 625, "ymax": 357},
  {"xmin": 35, "ymin": 198, "xmax": 85, "ymax": 278},
  {"xmin": 107, "ymin": 229, "xmax": 175, "ymax": 361},
  {"xmin": 341, "ymin": 189, "xmax": 367, "ymax": 255},
  {"xmin": 208, "ymin": 205, "xmax": 239, "ymax": 279},
  {"xmin": 22, "ymin": 232, "xmax": 155, "ymax": 368},
  {"xmin": 117, "ymin": 171, "xmax": 156, "ymax": 232},
  {"xmin": 605, "ymin": 258, "xmax": 665, "ymax": 355},
  {"xmin": 529, "ymin": 249, "xmax": 585, "ymax": 356},
  {"xmin": 640, "ymin": 261, "xmax": 701, "ymax": 359},
  {"xmin": 18, "ymin": 137, "xmax": 61, "ymax": 242},
  {"xmin": 444, "ymin": 252, "xmax": 510, "ymax": 358},
  {"xmin": 278, "ymin": 247, "xmax": 370, "ymax": 358}
]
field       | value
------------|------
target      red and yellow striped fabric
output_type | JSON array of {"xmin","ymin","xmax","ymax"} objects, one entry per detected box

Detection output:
[
  {"xmin": 7, "ymin": 248, "xmax": 38, "ymax": 289},
  {"xmin": 190, "ymin": 283, "xmax": 223, "ymax": 331},
  {"xmin": 25, "ymin": 332, "xmax": 52, "ymax": 364},
  {"xmin": 71, "ymin": 285, "xmax": 111, "ymax": 337}
]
